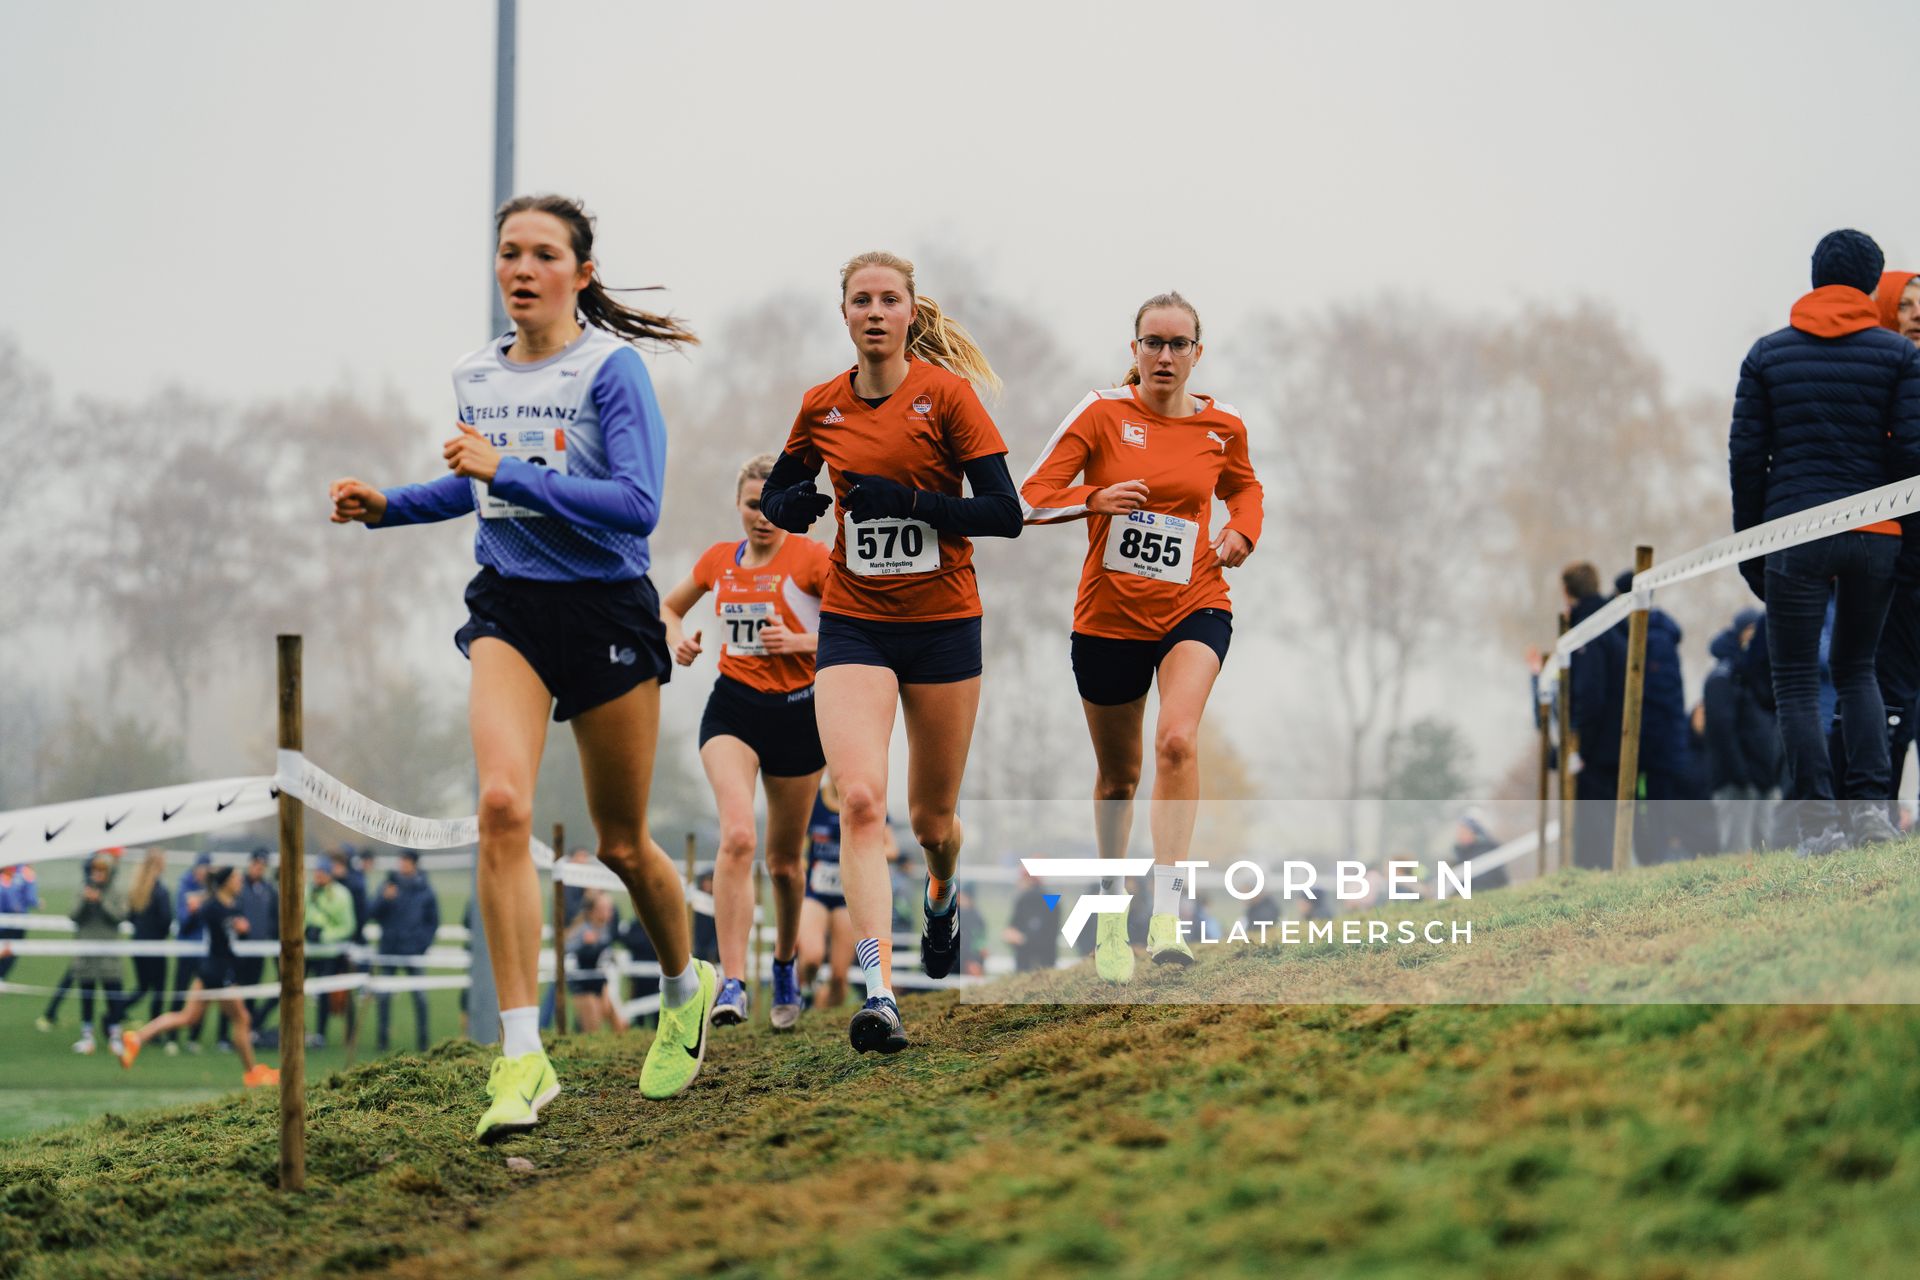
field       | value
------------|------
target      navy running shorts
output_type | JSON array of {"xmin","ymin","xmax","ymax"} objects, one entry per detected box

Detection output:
[
  {"xmin": 196, "ymin": 958, "xmax": 238, "ymax": 992},
  {"xmin": 1070, "ymin": 608, "xmax": 1233, "ymax": 707},
  {"xmin": 804, "ymin": 854, "xmax": 846, "ymax": 911},
  {"xmin": 455, "ymin": 567, "xmax": 671, "ymax": 721},
  {"xmin": 815, "ymin": 613, "xmax": 983, "ymax": 684},
  {"xmin": 698, "ymin": 675, "xmax": 827, "ymax": 778}
]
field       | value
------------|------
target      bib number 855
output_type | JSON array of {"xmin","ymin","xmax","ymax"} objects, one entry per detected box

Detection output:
[{"xmin": 1116, "ymin": 526, "xmax": 1182, "ymax": 567}]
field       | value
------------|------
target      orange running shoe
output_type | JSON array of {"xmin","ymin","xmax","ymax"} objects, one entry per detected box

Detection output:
[
  {"xmin": 243, "ymin": 1064, "xmax": 280, "ymax": 1088},
  {"xmin": 117, "ymin": 1029, "xmax": 142, "ymax": 1069}
]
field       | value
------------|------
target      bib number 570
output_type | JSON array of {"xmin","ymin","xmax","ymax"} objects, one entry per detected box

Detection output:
[{"xmin": 855, "ymin": 523, "xmax": 924, "ymax": 561}]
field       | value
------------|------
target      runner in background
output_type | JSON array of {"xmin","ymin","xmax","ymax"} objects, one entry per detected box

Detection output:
[
  {"xmin": 659, "ymin": 454, "xmax": 832, "ymax": 1031},
  {"xmin": 328, "ymin": 194, "xmax": 714, "ymax": 1140},
  {"xmin": 1020, "ymin": 291, "xmax": 1264, "ymax": 980},
  {"xmin": 797, "ymin": 772, "xmax": 893, "ymax": 1011},
  {"xmin": 117, "ymin": 866, "xmax": 277, "ymax": 1087},
  {"xmin": 758, "ymin": 252, "xmax": 1022, "ymax": 1054}
]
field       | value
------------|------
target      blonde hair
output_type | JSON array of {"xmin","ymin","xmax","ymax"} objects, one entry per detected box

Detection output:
[
  {"xmin": 736, "ymin": 452, "xmax": 777, "ymax": 500},
  {"xmin": 1121, "ymin": 291, "xmax": 1204, "ymax": 387},
  {"xmin": 839, "ymin": 251, "xmax": 1001, "ymax": 395},
  {"xmin": 128, "ymin": 851, "xmax": 165, "ymax": 913}
]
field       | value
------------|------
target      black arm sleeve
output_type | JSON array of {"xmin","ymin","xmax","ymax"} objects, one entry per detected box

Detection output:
[
  {"xmin": 758, "ymin": 450, "xmax": 826, "ymax": 533},
  {"xmin": 913, "ymin": 453, "xmax": 1023, "ymax": 540}
]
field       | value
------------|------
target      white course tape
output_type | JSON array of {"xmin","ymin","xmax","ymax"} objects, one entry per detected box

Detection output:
[
  {"xmin": 0, "ymin": 914, "xmax": 74, "ymax": 932},
  {"xmin": 0, "ymin": 777, "xmax": 279, "ymax": 865},
  {"xmin": 1551, "ymin": 473, "xmax": 1920, "ymax": 668},
  {"xmin": 273, "ymin": 751, "xmax": 556, "ymax": 863}
]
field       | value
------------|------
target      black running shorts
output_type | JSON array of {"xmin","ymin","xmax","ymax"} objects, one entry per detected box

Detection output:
[
  {"xmin": 698, "ymin": 675, "xmax": 827, "ymax": 779},
  {"xmin": 815, "ymin": 613, "xmax": 983, "ymax": 684},
  {"xmin": 1069, "ymin": 609, "xmax": 1233, "ymax": 707},
  {"xmin": 455, "ymin": 567, "xmax": 671, "ymax": 721}
]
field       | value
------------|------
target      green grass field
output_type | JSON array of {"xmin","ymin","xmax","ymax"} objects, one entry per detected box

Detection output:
[{"xmin": 3, "ymin": 844, "xmax": 1918, "ymax": 1279}]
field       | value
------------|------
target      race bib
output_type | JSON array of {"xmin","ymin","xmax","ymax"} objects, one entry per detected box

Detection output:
[
  {"xmin": 809, "ymin": 858, "xmax": 842, "ymax": 897},
  {"xmin": 721, "ymin": 600, "xmax": 777, "ymax": 657},
  {"xmin": 1102, "ymin": 511, "xmax": 1196, "ymax": 584},
  {"xmin": 476, "ymin": 426, "xmax": 569, "ymax": 519},
  {"xmin": 844, "ymin": 515, "xmax": 939, "ymax": 577}
]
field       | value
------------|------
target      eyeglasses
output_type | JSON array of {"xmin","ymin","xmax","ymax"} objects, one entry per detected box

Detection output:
[{"xmin": 1136, "ymin": 336, "xmax": 1197, "ymax": 355}]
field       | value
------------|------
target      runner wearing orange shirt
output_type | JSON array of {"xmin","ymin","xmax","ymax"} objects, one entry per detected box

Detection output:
[
  {"xmin": 1020, "ymin": 291, "xmax": 1264, "ymax": 982},
  {"xmin": 758, "ymin": 251, "xmax": 1022, "ymax": 1054},
  {"xmin": 660, "ymin": 454, "xmax": 832, "ymax": 1032}
]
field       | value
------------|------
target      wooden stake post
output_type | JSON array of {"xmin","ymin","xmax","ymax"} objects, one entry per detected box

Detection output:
[
  {"xmin": 684, "ymin": 832, "xmax": 697, "ymax": 937},
  {"xmin": 276, "ymin": 635, "xmax": 307, "ymax": 1193},
  {"xmin": 752, "ymin": 863, "xmax": 766, "ymax": 1012},
  {"xmin": 1535, "ymin": 641, "xmax": 1552, "ymax": 879},
  {"xmin": 1612, "ymin": 545, "xmax": 1655, "ymax": 872},
  {"xmin": 550, "ymin": 822, "xmax": 567, "ymax": 1036},
  {"xmin": 1556, "ymin": 612, "xmax": 1573, "ymax": 873}
]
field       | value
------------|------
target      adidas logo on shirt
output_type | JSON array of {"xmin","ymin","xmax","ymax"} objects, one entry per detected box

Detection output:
[{"xmin": 822, "ymin": 407, "xmax": 845, "ymax": 424}]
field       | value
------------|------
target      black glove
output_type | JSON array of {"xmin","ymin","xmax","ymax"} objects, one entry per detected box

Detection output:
[
  {"xmin": 1739, "ymin": 559, "xmax": 1766, "ymax": 603},
  {"xmin": 305, "ymin": 924, "xmax": 322, "ymax": 944},
  {"xmin": 841, "ymin": 472, "xmax": 917, "ymax": 523},
  {"xmin": 762, "ymin": 483, "xmax": 832, "ymax": 533}
]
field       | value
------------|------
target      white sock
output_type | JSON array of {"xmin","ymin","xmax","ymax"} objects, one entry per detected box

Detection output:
[
  {"xmin": 661, "ymin": 962, "xmax": 701, "ymax": 1009},
  {"xmin": 1153, "ymin": 864, "xmax": 1184, "ymax": 915},
  {"xmin": 500, "ymin": 1006, "xmax": 541, "ymax": 1059}
]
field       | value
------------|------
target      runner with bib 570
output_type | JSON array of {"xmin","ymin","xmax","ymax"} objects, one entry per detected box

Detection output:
[
  {"xmin": 1020, "ymin": 291, "xmax": 1264, "ymax": 981},
  {"xmin": 328, "ymin": 194, "xmax": 716, "ymax": 1141},
  {"xmin": 757, "ymin": 252, "xmax": 1022, "ymax": 1054}
]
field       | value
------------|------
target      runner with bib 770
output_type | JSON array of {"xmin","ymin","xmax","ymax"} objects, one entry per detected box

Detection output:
[
  {"xmin": 1019, "ymin": 292, "xmax": 1264, "ymax": 981},
  {"xmin": 757, "ymin": 252, "xmax": 1022, "ymax": 1054},
  {"xmin": 658, "ymin": 454, "xmax": 832, "ymax": 1032}
]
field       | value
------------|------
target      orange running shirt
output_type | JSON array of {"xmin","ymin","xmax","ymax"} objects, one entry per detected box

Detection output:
[
  {"xmin": 690, "ymin": 534, "xmax": 833, "ymax": 695},
  {"xmin": 782, "ymin": 359, "xmax": 1009, "ymax": 622},
  {"xmin": 1020, "ymin": 386, "xmax": 1265, "ymax": 641}
]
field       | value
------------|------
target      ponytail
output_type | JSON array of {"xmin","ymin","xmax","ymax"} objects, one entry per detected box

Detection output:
[
  {"xmin": 495, "ymin": 194, "xmax": 698, "ymax": 348},
  {"xmin": 1119, "ymin": 290, "xmax": 1203, "ymax": 387},
  {"xmin": 841, "ymin": 251, "xmax": 1000, "ymax": 395},
  {"xmin": 907, "ymin": 294, "xmax": 1001, "ymax": 396}
]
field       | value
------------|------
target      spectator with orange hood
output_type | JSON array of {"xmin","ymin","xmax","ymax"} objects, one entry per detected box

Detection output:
[{"xmin": 1730, "ymin": 230, "xmax": 1920, "ymax": 855}]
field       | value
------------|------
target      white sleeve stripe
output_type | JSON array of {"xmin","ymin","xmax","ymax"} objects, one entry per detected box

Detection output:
[
  {"xmin": 1024, "ymin": 502, "xmax": 1089, "ymax": 523},
  {"xmin": 1017, "ymin": 390, "xmax": 1101, "ymax": 497}
]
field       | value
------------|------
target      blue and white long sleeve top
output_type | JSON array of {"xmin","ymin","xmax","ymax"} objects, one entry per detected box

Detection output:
[{"xmin": 376, "ymin": 326, "xmax": 668, "ymax": 582}]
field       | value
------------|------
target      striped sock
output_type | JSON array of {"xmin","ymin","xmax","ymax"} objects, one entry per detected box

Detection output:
[
  {"xmin": 925, "ymin": 873, "xmax": 957, "ymax": 915},
  {"xmin": 856, "ymin": 938, "xmax": 893, "ymax": 1001}
]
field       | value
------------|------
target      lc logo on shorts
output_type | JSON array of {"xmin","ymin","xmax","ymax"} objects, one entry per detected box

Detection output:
[
  {"xmin": 1121, "ymin": 421, "xmax": 1148, "ymax": 449},
  {"xmin": 608, "ymin": 645, "xmax": 637, "ymax": 666},
  {"xmin": 1020, "ymin": 857, "xmax": 1153, "ymax": 943}
]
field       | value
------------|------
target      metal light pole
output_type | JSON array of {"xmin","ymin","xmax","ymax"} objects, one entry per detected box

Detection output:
[{"xmin": 467, "ymin": 0, "xmax": 516, "ymax": 1048}]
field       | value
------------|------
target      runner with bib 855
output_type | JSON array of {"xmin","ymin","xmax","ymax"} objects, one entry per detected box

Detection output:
[
  {"xmin": 1019, "ymin": 292, "xmax": 1264, "ymax": 981},
  {"xmin": 757, "ymin": 252, "xmax": 1022, "ymax": 1054}
]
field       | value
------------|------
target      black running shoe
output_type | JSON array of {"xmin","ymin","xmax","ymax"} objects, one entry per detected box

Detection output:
[
  {"xmin": 849, "ymin": 995, "xmax": 908, "ymax": 1054},
  {"xmin": 920, "ymin": 888, "xmax": 960, "ymax": 979}
]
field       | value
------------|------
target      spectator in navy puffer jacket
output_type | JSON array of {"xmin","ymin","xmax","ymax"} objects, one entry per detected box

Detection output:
[
  {"xmin": 1730, "ymin": 229, "xmax": 1920, "ymax": 854},
  {"xmin": 370, "ymin": 850, "xmax": 439, "ymax": 1052}
]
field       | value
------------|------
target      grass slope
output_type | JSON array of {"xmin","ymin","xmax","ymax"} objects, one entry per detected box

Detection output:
[{"xmin": 4, "ymin": 846, "xmax": 1919, "ymax": 1280}]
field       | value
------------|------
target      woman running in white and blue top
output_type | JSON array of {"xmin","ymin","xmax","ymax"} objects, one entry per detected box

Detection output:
[{"xmin": 329, "ymin": 194, "xmax": 718, "ymax": 1141}]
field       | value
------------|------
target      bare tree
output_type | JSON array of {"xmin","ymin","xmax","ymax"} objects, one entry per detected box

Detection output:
[{"xmin": 1247, "ymin": 300, "xmax": 1499, "ymax": 852}]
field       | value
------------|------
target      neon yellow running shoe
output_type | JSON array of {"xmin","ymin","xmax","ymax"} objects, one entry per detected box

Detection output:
[
  {"xmin": 474, "ymin": 1050, "xmax": 560, "ymax": 1143},
  {"xmin": 1147, "ymin": 912, "xmax": 1195, "ymax": 967},
  {"xmin": 1095, "ymin": 909, "xmax": 1135, "ymax": 984},
  {"xmin": 641, "ymin": 959, "xmax": 717, "ymax": 1100}
]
